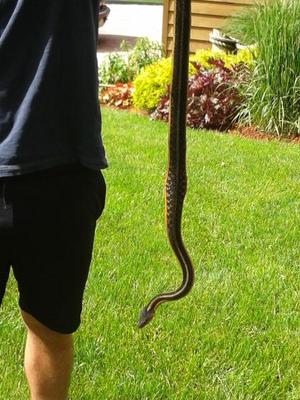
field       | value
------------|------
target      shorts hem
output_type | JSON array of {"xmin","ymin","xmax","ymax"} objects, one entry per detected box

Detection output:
[{"xmin": 19, "ymin": 303, "xmax": 80, "ymax": 335}]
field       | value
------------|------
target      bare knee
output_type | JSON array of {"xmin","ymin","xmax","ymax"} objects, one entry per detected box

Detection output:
[
  {"xmin": 21, "ymin": 310, "xmax": 73, "ymax": 350},
  {"xmin": 21, "ymin": 311, "xmax": 73, "ymax": 400}
]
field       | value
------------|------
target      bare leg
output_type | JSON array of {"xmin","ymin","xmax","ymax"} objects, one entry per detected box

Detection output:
[{"xmin": 21, "ymin": 310, "xmax": 73, "ymax": 400}]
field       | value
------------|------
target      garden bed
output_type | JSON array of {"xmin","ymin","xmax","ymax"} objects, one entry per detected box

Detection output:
[{"xmin": 99, "ymin": 0, "xmax": 300, "ymax": 141}]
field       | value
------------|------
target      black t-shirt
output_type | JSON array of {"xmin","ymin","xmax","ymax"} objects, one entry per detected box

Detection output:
[{"xmin": 0, "ymin": 0, "xmax": 108, "ymax": 177}]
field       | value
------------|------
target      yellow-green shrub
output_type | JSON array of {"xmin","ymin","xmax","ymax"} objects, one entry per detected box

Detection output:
[
  {"xmin": 132, "ymin": 57, "xmax": 172, "ymax": 111},
  {"xmin": 133, "ymin": 48, "xmax": 254, "ymax": 111},
  {"xmin": 190, "ymin": 48, "xmax": 254, "ymax": 73}
]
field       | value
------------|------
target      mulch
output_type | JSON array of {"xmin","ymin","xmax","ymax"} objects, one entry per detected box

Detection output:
[{"xmin": 228, "ymin": 125, "xmax": 300, "ymax": 145}]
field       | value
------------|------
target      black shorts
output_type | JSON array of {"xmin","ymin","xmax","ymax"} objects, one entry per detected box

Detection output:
[{"xmin": 0, "ymin": 163, "xmax": 106, "ymax": 334}]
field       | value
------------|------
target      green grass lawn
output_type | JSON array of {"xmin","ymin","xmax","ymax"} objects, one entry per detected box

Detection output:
[{"xmin": 1, "ymin": 108, "xmax": 300, "ymax": 399}]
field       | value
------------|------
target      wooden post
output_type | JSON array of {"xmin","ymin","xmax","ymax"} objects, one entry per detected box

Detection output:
[{"xmin": 162, "ymin": 0, "xmax": 170, "ymax": 56}]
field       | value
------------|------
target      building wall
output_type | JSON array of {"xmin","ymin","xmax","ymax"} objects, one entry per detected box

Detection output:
[{"xmin": 162, "ymin": 0, "xmax": 253, "ymax": 56}]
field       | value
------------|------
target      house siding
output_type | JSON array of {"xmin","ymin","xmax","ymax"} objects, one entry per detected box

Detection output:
[{"xmin": 162, "ymin": 0, "xmax": 253, "ymax": 55}]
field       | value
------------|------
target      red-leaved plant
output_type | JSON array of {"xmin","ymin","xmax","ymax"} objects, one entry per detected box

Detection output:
[
  {"xmin": 151, "ymin": 59, "xmax": 247, "ymax": 131},
  {"xmin": 99, "ymin": 83, "xmax": 134, "ymax": 109}
]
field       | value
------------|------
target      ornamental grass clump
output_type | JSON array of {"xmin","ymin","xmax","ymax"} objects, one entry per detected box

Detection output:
[
  {"xmin": 151, "ymin": 59, "xmax": 246, "ymax": 131},
  {"xmin": 226, "ymin": 0, "xmax": 300, "ymax": 136}
]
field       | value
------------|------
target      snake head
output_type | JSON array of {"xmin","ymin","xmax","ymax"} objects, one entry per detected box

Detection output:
[{"xmin": 137, "ymin": 307, "xmax": 155, "ymax": 329}]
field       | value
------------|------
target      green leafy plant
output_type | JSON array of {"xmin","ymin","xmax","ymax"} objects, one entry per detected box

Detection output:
[
  {"xmin": 98, "ymin": 53, "xmax": 129, "ymax": 85},
  {"xmin": 122, "ymin": 37, "xmax": 163, "ymax": 79},
  {"xmin": 98, "ymin": 38, "xmax": 163, "ymax": 86}
]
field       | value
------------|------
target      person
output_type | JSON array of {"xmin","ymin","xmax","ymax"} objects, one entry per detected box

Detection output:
[{"xmin": 0, "ymin": 1, "xmax": 107, "ymax": 398}]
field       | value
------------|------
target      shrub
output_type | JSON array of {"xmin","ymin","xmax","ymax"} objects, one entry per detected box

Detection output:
[
  {"xmin": 190, "ymin": 48, "xmax": 254, "ymax": 73},
  {"xmin": 132, "ymin": 57, "xmax": 172, "ymax": 111},
  {"xmin": 225, "ymin": 0, "xmax": 300, "ymax": 136},
  {"xmin": 133, "ymin": 48, "xmax": 253, "ymax": 112},
  {"xmin": 151, "ymin": 59, "xmax": 245, "ymax": 131}
]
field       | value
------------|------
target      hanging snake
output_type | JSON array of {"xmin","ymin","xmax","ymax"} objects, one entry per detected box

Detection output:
[{"xmin": 138, "ymin": 0, "xmax": 194, "ymax": 328}]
